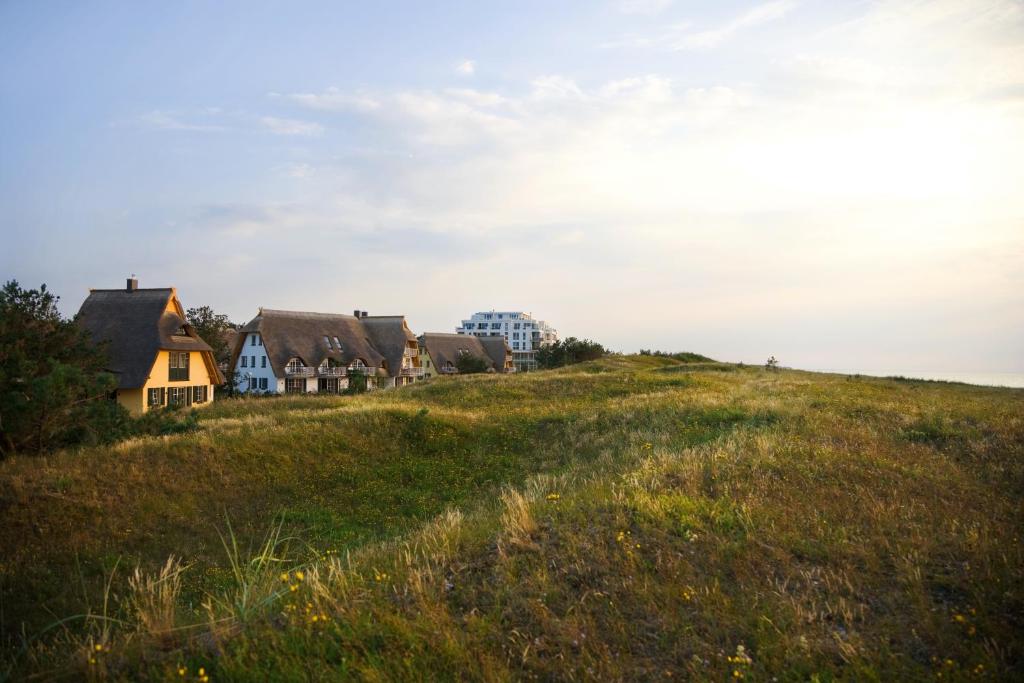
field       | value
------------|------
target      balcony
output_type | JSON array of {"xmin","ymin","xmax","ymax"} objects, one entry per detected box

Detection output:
[
  {"xmin": 318, "ymin": 366, "xmax": 347, "ymax": 377},
  {"xmin": 347, "ymin": 365, "xmax": 375, "ymax": 375},
  {"xmin": 284, "ymin": 366, "xmax": 315, "ymax": 377},
  {"xmin": 400, "ymin": 366, "xmax": 425, "ymax": 377}
]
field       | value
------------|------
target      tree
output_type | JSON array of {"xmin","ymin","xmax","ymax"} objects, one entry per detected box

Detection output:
[
  {"xmin": 455, "ymin": 353, "xmax": 491, "ymax": 374},
  {"xmin": 0, "ymin": 281, "xmax": 128, "ymax": 456},
  {"xmin": 536, "ymin": 337, "xmax": 606, "ymax": 369},
  {"xmin": 765, "ymin": 356, "xmax": 779, "ymax": 371},
  {"xmin": 185, "ymin": 305, "xmax": 235, "ymax": 367}
]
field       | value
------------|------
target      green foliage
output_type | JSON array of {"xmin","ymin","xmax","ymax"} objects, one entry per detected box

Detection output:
[
  {"xmin": 184, "ymin": 306, "xmax": 235, "ymax": 367},
  {"xmin": 455, "ymin": 352, "xmax": 490, "ymax": 374},
  {"xmin": 535, "ymin": 336, "xmax": 606, "ymax": 369},
  {"xmin": 0, "ymin": 280, "xmax": 130, "ymax": 456},
  {"xmin": 765, "ymin": 355, "xmax": 780, "ymax": 371},
  {"xmin": 2, "ymin": 358, "xmax": 1023, "ymax": 680},
  {"xmin": 639, "ymin": 349, "xmax": 715, "ymax": 362}
]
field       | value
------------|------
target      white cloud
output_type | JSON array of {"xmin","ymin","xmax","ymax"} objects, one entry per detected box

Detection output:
[
  {"xmin": 137, "ymin": 110, "xmax": 225, "ymax": 132},
  {"xmin": 616, "ymin": 0, "xmax": 673, "ymax": 15},
  {"xmin": 259, "ymin": 116, "xmax": 324, "ymax": 136},
  {"xmin": 456, "ymin": 59, "xmax": 475, "ymax": 76},
  {"xmin": 271, "ymin": 87, "xmax": 381, "ymax": 112},
  {"xmin": 671, "ymin": 0, "xmax": 798, "ymax": 50}
]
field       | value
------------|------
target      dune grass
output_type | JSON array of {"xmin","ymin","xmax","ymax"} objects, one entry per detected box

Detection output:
[{"xmin": 1, "ymin": 356, "xmax": 1022, "ymax": 680}]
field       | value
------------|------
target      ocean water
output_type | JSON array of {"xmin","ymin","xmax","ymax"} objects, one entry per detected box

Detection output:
[{"xmin": 815, "ymin": 369, "xmax": 1024, "ymax": 389}]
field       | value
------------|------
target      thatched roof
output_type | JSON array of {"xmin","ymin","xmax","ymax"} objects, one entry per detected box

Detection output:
[
  {"xmin": 76, "ymin": 288, "xmax": 223, "ymax": 389},
  {"xmin": 361, "ymin": 316, "xmax": 417, "ymax": 378},
  {"xmin": 478, "ymin": 336, "xmax": 512, "ymax": 370},
  {"xmin": 418, "ymin": 333, "xmax": 495, "ymax": 372},
  {"xmin": 233, "ymin": 309, "xmax": 386, "ymax": 377}
]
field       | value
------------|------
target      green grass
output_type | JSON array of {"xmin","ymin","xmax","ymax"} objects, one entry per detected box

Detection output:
[{"xmin": 1, "ymin": 356, "xmax": 1022, "ymax": 680}]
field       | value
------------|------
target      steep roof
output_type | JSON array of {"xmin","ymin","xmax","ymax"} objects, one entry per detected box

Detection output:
[
  {"xmin": 76, "ymin": 288, "xmax": 222, "ymax": 389},
  {"xmin": 361, "ymin": 316, "xmax": 417, "ymax": 378},
  {"xmin": 478, "ymin": 336, "xmax": 512, "ymax": 370},
  {"xmin": 418, "ymin": 333, "xmax": 495, "ymax": 372},
  {"xmin": 233, "ymin": 309, "xmax": 386, "ymax": 377}
]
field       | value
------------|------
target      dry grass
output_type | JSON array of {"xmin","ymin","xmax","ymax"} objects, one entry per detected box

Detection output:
[{"xmin": 2, "ymin": 357, "xmax": 1022, "ymax": 680}]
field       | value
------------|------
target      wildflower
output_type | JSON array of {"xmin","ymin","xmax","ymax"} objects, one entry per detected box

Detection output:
[
  {"xmin": 733, "ymin": 670, "xmax": 743, "ymax": 679},
  {"xmin": 953, "ymin": 614, "xmax": 965, "ymax": 623},
  {"xmin": 88, "ymin": 657, "xmax": 97, "ymax": 665},
  {"xmin": 546, "ymin": 493, "xmax": 560, "ymax": 501},
  {"xmin": 178, "ymin": 666, "xmax": 187, "ymax": 676},
  {"xmin": 289, "ymin": 584, "xmax": 298, "ymax": 592},
  {"xmin": 94, "ymin": 644, "xmax": 104, "ymax": 652},
  {"xmin": 295, "ymin": 570, "xmax": 305, "ymax": 582},
  {"xmin": 280, "ymin": 572, "xmax": 289, "ymax": 582}
]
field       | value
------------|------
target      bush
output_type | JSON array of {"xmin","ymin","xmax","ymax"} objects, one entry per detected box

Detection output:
[
  {"xmin": 536, "ymin": 337, "xmax": 606, "ymax": 369},
  {"xmin": 638, "ymin": 350, "xmax": 714, "ymax": 362},
  {"xmin": 0, "ymin": 281, "xmax": 131, "ymax": 456},
  {"xmin": 456, "ymin": 353, "xmax": 491, "ymax": 374}
]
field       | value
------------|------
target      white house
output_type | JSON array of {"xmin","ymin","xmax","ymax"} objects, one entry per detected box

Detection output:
[
  {"xmin": 455, "ymin": 311, "xmax": 557, "ymax": 372},
  {"xmin": 230, "ymin": 309, "xmax": 391, "ymax": 394}
]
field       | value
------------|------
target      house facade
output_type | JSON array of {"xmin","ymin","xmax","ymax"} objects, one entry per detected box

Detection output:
[
  {"xmin": 230, "ymin": 309, "xmax": 421, "ymax": 394},
  {"xmin": 418, "ymin": 332, "xmax": 513, "ymax": 378},
  {"xmin": 455, "ymin": 311, "xmax": 557, "ymax": 371},
  {"xmin": 75, "ymin": 279, "xmax": 224, "ymax": 415}
]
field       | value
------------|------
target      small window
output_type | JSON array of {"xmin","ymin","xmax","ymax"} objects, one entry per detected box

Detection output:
[
  {"xmin": 251, "ymin": 335, "xmax": 257, "ymax": 346},
  {"xmin": 193, "ymin": 385, "xmax": 206, "ymax": 403},
  {"xmin": 261, "ymin": 356, "xmax": 267, "ymax": 368},
  {"xmin": 259, "ymin": 377, "xmax": 268, "ymax": 390},
  {"xmin": 169, "ymin": 352, "xmax": 190, "ymax": 381},
  {"xmin": 148, "ymin": 388, "xmax": 163, "ymax": 407},
  {"xmin": 324, "ymin": 336, "xmax": 332, "ymax": 349},
  {"xmin": 168, "ymin": 386, "xmax": 187, "ymax": 406},
  {"xmin": 241, "ymin": 356, "xmax": 247, "ymax": 368},
  {"xmin": 250, "ymin": 355, "xmax": 256, "ymax": 368},
  {"xmin": 333, "ymin": 336, "xmax": 342, "ymax": 350},
  {"xmin": 287, "ymin": 358, "xmax": 304, "ymax": 371}
]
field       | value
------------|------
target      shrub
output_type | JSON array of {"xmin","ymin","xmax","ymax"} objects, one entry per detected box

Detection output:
[{"xmin": 455, "ymin": 353, "xmax": 491, "ymax": 374}]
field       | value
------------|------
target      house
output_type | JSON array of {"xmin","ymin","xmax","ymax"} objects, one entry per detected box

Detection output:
[
  {"xmin": 479, "ymin": 335, "xmax": 515, "ymax": 373},
  {"xmin": 418, "ymin": 332, "xmax": 513, "ymax": 378},
  {"xmin": 455, "ymin": 310, "xmax": 558, "ymax": 371},
  {"xmin": 229, "ymin": 309, "xmax": 387, "ymax": 394},
  {"xmin": 359, "ymin": 312, "xmax": 425, "ymax": 387},
  {"xmin": 75, "ymin": 278, "xmax": 224, "ymax": 415}
]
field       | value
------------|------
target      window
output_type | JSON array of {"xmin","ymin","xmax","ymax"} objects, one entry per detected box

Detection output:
[
  {"xmin": 333, "ymin": 336, "xmax": 342, "ymax": 350},
  {"xmin": 193, "ymin": 385, "xmax": 208, "ymax": 403},
  {"xmin": 259, "ymin": 378, "xmax": 268, "ymax": 390},
  {"xmin": 148, "ymin": 388, "xmax": 163, "ymax": 407},
  {"xmin": 261, "ymin": 356, "xmax": 267, "ymax": 368},
  {"xmin": 285, "ymin": 378, "xmax": 305, "ymax": 393},
  {"xmin": 324, "ymin": 336, "xmax": 332, "ymax": 349},
  {"xmin": 257, "ymin": 336, "xmax": 262, "ymax": 346},
  {"xmin": 498, "ymin": 314, "xmax": 503, "ymax": 319},
  {"xmin": 251, "ymin": 334, "xmax": 257, "ymax": 346},
  {"xmin": 464, "ymin": 323, "xmax": 474, "ymax": 330},
  {"xmin": 491, "ymin": 323, "xmax": 500, "ymax": 329},
  {"xmin": 168, "ymin": 386, "xmax": 188, "ymax": 406},
  {"xmin": 514, "ymin": 323, "xmax": 520, "ymax": 329},
  {"xmin": 240, "ymin": 356, "xmax": 247, "ymax": 368},
  {"xmin": 249, "ymin": 377, "xmax": 258, "ymax": 391},
  {"xmin": 250, "ymin": 355, "xmax": 256, "ymax": 368},
  {"xmin": 287, "ymin": 358, "xmax": 304, "ymax": 371},
  {"xmin": 169, "ymin": 352, "xmax": 189, "ymax": 381}
]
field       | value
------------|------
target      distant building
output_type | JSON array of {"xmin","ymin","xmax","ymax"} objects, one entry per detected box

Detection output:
[
  {"xmin": 418, "ymin": 332, "xmax": 513, "ymax": 378},
  {"xmin": 76, "ymin": 278, "xmax": 224, "ymax": 414},
  {"xmin": 455, "ymin": 311, "xmax": 557, "ymax": 372},
  {"xmin": 229, "ymin": 309, "xmax": 422, "ymax": 394}
]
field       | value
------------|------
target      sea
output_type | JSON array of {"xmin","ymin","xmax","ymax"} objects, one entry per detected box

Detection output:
[{"xmin": 814, "ymin": 369, "xmax": 1024, "ymax": 389}]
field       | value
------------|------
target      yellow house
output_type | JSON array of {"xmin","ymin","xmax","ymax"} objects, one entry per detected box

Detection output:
[{"xmin": 76, "ymin": 279, "xmax": 224, "ymax": 415}]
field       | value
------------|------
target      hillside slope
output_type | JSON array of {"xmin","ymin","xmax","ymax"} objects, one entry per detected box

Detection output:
[{"xmin": 2, "ymin": 357, "xmax": 1022, "ymax": 680}]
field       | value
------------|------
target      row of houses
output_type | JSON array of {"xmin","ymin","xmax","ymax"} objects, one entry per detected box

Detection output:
[{"xmin": 75, "ymin": 279, "xmax": 518, "ymax": 415}]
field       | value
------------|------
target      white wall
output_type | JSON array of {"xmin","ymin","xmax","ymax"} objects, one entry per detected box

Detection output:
[{"xmin": 234, "ymin": 332, "xmax": 279, "ymax": 393}]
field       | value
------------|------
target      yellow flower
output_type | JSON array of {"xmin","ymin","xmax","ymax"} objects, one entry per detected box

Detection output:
[
  {"xmin": 280, "ymin": 572, "xmax": 289, "ymax": 582},
  {"xmin": 199, "ymin": 667, "xmax": 206, "ymax": 676},
  {"xmin": 295, "ymin": 570, "xmax": 305, "ymax": 582},
  {"xmin": 94, "ymin": 644, "xmax": 103, "ymax": 652},
  {"xmin": 178, "ymin": 666, "xmax": 187, "ymax": 676}
]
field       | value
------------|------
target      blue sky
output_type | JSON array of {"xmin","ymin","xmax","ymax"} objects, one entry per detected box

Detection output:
[{"xmin": 1, "ymin": 0, "xmax": 1022, "ymax": 371}]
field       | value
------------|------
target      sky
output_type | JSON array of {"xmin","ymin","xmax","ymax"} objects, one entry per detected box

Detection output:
[{"xmin": 1, "ymin": 0, "xmax": 1022, "ymax": 371}]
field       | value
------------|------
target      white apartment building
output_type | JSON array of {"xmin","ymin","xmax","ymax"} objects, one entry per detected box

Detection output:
[{"xmin": 455, "ymin": 311, "xmax": 558, "ymax": 372}]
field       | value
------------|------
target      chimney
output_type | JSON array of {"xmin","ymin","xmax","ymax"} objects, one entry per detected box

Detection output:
[
  {"xmin": 361, "ymin": 311, "xmax": 368, "ymax": 318},
  {"xmin": 126, "ymin": 277, "xmax": 138, "ymax": 292},
  {"xmin": 353, "ymin": 309, "xmax": 360, "ymax": 317}
]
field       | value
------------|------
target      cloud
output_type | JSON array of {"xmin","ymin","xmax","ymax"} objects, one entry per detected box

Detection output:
[
  {"xmin": 259, "ymin": 116, "xmax": 325, "ymax": 136},
  {"xmin": 136, "ymin": 110, "xmax": 225, "ymax": 132},
  {"xmin": 456, "ymin": 59, "xmax": 476, "ymax": 76},
  {"xmin": 616, "ymin": 0, "xmax": 673, "ymax": 15},
  {"xmin": 271, "ymin": 87, "xmax": 381, "ymax": 112},
  {"xmin": 670, "ymin": 0, "xmax": 798, "ymax": 50}
]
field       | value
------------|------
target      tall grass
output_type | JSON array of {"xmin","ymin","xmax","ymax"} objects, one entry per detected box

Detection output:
[{"xmin": 1, "ymin": 357, "xmax": 1022, "ymax": 679}]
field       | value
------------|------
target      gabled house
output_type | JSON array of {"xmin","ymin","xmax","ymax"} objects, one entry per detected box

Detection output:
[
  {"xmin": 75, "ymin": 278, "xmax": 224, "ymax": 415},
  {"xmin": 479, "ymin": 336, "xmax": 515, "ymax": 373},
  {"xmin": 359, "ymin": 312, "xmax": 425, "ymax": 387},
  {"xmin": 418, "ymin": 332, "xmax": 513, "ymax": 378},
  {"xmin": 230, "ymin": 309, "xmax": 387, "ymax": 394}
]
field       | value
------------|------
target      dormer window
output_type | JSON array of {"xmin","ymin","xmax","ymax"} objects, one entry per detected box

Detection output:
[
  {"xmin": 287, "ymin": 358, "xmax": 304, "ymax": 371},
  {"xmin": 324, "ymin": 336, "xmax": 332, "ymax": 349},
  {"xmin": 332, "ymin": 336, "xmax": 342, "ymax": 350}
]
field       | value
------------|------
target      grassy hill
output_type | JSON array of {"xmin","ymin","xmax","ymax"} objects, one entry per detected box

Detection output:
[{"xmin": 2, "ymin": 356, "xmax": 1022, "ymax": 680}]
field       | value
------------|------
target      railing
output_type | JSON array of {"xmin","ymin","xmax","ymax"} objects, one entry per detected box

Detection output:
[
  {"xmin": 347, "ymin": 365, "xmax": 374, "ymax": 375},
  {"xmin": 318, "ymin": 366, "xmax": 347, "ymax": 377},
  {"xmin": 284, "ymin": 366, "xmax": 315, "ymax": 377},
  {"xmin": 400, "ymin": 366, "xmax": 425, "ymax": 377}
]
